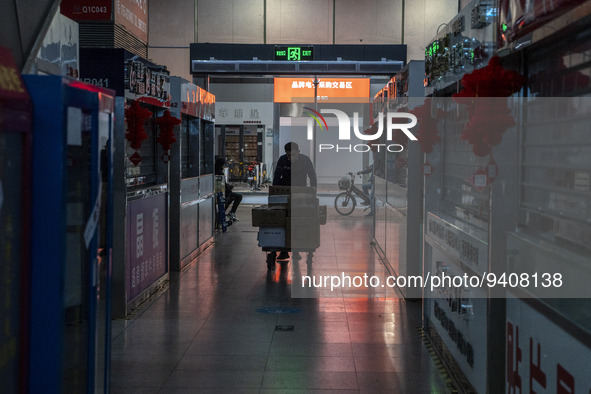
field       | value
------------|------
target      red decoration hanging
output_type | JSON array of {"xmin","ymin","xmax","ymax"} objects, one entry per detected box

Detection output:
[
  {"xmin": 460, "ymin": 99, "xmax": 516, "ymax": 156},
  {"xmin": 452, "ymin": 56, "xmax": 525, "ymax": 157},
  {"xmin": 156, "ymin": 110, "xmax": 181, "ymax": 163},
  {"xmin": 454, "ymin": 56, "xmax": 526, "ymax": 98},
  {"xmin": 408, "ymin": 98, "xmax": 443, "ymax": 154},
  {"xmin": 125, "ymin": 101, "xmax": 153, "ymax": 165}
]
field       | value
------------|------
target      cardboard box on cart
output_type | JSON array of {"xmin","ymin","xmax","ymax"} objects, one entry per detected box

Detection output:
[
  {"xmin": 255, "ymin": 185, "xmax": 324, "ymax": 250},
  {"xmin": 252, "ymin": 205, "xmax": 287, "ymax": 227}
]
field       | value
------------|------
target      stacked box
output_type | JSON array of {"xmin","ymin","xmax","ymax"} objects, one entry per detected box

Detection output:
[
  {"xmin": 254, "ymin": 185, "xmax": 325, "ymax": 250},
  {"xmin": 251, "ymin": 205, "xmax": 287, "ymax": 227}
]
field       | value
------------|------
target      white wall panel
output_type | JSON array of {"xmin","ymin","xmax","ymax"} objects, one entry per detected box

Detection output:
[
  {"xmin": 404, "ymin": 0, "xmax": 457, "ymax": 61},
  {"xmin": 149, "ymin": 47, "xmax": 192, "ymax": 81},
  {"xmin": 376, "ymin": 0, "xmax": 403, "ymax": 44},
  {"xmin": 267, "ymin": 0, "xmax": 333, "ymax": 44},
  {"xmin": 404, "ymin": 0, "xmax": 426, "ymax": 62},
  {"xmin": 335, "ymin": 0, "xmax": 401, "ymax": 45},
  {"xmin": 149, "ymin": 0, "xmax": 194, "ymax": 47},
  {"xmin": 197, "ymin": 0, "xmax": 264, "ymax": 43}
]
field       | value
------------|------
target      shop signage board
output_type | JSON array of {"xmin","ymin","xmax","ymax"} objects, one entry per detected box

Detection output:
[
  {"xmin": 215, "ymin": 102, "xmax": 273, "ymax": 125},
  {"xmin": 60, "ymin": 0, "xmax": 112, "ymax": 20},
  {"xmin": 200, "ymin": 89, "xmax": 215, "ymax": 121},
  {"xmin": 126, "ymin": 193, "xmax": 167, "ymax": 301},
  {"xmin": 114, "ymin": 0, "xmax": 148, "ymax": 43},
  {"xmin": 80, "ymin": 48, "xmax": 170, "ymax": 107},
  {"xmin": 425, "ymin": 245, "xmax": 489, "ymax": 394},
  {"xmin": 124, "ymin": 59, "xmax": 169, "ymax": 102},
  {"xmin": 274, "ymin": 78, "xmax": 370, "ymax": 103},
  {"xmin": 506, "ymin": 298, "xmax": 591, "ymax": 393},
  {"xmin": 427, "ymin": 212, "xmax": 488, "ymax": 272}
]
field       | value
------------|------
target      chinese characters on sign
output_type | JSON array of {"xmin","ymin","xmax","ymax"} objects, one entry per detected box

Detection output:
[
  {"xmin": 125, "ymin": 60, "xmax": 170, "ymax": 101},
  {"xmin": 115, "ymin": 0, "xmax": 148, "ymax": 43},
  {"xmin": 506, "ymin": 299, "xmax": 591, "ymax": 394},
  {"xmin": 127, "ymin": 194, "xmax": 167, "ymax": 300},
  {"xmin": 274, "ymin": 78, "xmax": 370, "ymax": 103},
  {"xmin": 216, "ymin": 103, "xmax": 269, "ymax": 124},
  {"xmin": 290, "ymin": 80, "xmax": 355, "ymax": 89}
]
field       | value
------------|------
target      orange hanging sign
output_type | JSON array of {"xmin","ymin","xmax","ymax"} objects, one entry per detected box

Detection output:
[{"xmin": 274, "ymin": 78, "xmax": 370, "ymax": 103}]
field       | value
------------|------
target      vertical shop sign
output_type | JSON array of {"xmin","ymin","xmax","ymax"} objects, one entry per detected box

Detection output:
[
  {"xmin": 126, "ymin": 193, "xmax": 167, "ymax": 300},
  {"xmin": 115, "ymin": 0, "xmax": 148, "ymax": 43},
  {"xmin": 506, "ymin": 300, "xmax": 591, "ymax": 392}
]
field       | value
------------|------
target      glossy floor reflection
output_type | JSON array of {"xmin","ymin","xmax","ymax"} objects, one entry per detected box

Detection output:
[{"xmin": 110, "ymin": 206, "xmax": 450, "ymax": 393}]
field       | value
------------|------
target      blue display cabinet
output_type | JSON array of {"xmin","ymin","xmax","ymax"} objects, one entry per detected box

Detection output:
[{"xmin": 23, "ymin": 75, "xmax": 115, "ymax": 394}]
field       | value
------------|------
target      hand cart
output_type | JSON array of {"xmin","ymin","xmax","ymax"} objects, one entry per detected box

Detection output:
[{"xmin": 252, "ymin": 187, "xmax": 326, "ymax": 271}]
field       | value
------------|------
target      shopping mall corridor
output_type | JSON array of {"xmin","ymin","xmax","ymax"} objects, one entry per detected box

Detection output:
[{"xmin": 109, "ymin": 205, "xmax": 451, "ymax": 393}]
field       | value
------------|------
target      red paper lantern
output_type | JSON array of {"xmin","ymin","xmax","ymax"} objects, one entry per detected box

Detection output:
[
  {"xmin": 125, "ymin": 101, "xmax": 153, "ymax": 165},
  {"xmin": 156, "ymin": 110, "xmax": 181, "ymax": 162},
  {"xmin": 409, "ymin": 98, "xmax": 443, "ymax": 154},
  {"xmin": 452, "ymin": 56, "xmax": 525, "ymax": 157}
]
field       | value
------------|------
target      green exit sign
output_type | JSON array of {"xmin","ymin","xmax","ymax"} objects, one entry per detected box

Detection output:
[{"xmin": 274, "ymin": 46, "xmax": 314, "ymax": 61}]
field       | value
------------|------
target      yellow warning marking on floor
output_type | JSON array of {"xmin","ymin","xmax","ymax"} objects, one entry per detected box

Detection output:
[{"xmin": 417, "ymin": 326, "xmax": 459, "ymax": 393}]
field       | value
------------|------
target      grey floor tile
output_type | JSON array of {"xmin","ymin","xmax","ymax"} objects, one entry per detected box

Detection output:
[
  {"xmin": 185, "ymin": 339, "xmax": 272, "ymax": 356},
  {"xmin": 175, "ymin": 354, "xmax": 267, "ymax": 371},
  {"xmin": 265, "ymin": 355, "xmax": 356, "ymax": 372},
  {"xmin": 260, "ymin": 390, "xmax": 359, "ymax": 394},
  {"xmin": 110, "ymin": 387, "xmax": 161, "ymax": 394},
  {"xmin": 262, "ymin": 371, "xmax": 359, "ymax": 390},
  {"xmin": 162, "ymin": 370, "xmax": 264, "ymax": 389}
]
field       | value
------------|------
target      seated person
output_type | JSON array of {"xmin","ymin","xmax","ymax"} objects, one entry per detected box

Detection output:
[
  {"xmin": 225, "ymin": 182, "xmax": 242, "ymax": 222},
  {"xmin": 216, "ymin": 156, "xmax": 242, "ymax": 222}
]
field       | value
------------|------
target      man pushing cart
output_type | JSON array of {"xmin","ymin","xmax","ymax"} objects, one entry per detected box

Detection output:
[{"xmin": 252, "ymin": 142, "xmax": 325, "ymax": 271}]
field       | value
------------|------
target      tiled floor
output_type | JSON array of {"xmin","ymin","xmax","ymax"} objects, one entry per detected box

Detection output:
[{"xmin": 110, "ymin": 204, "xmax": 450, "ymax": 393}]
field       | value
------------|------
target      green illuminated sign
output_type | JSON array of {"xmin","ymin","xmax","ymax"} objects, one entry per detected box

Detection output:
[{"xmin": 274, "ymin": 46, "xmax": 314, "ymax": 61}]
